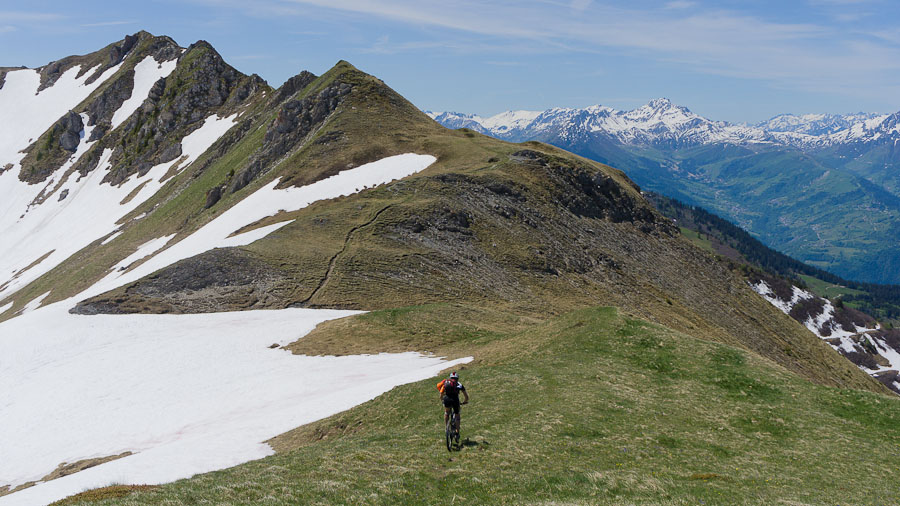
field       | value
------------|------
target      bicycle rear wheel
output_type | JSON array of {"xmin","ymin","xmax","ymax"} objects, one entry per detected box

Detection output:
[{"xmin": 445, "ymin": 419, "xmax": 453, "ymax": 451}]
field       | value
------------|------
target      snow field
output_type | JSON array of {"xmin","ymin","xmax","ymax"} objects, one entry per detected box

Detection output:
[
  {"xmin": 0, "ymin": 152, "xmax": 448, "ymax": 505},
  {"xmin": 110, "ymin": 56, "xmax": 177, "ymax": 129},
  {"xmin": 0, "ymin": 114, "xmax": 238, "ymax": 302},
  {"xmin": 0, "ymin": 303, "xmax": 472, "ymax": 506},
  {"xmin": 0, "ymin": 63, "xmax": 122, "ymax": 169}
]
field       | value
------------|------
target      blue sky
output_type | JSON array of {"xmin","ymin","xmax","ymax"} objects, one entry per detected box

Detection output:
[{"xmin": 2, "ymin": 0, "xmax": 899, "ymax": 122}]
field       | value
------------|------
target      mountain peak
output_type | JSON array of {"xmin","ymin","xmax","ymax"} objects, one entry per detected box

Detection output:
[{"xmin": 647, "ymin": 97, "xmax": 673, "ymax": 108}]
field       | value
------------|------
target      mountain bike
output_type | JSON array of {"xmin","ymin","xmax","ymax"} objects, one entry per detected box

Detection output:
[
  {"xmin": 444, "ymin": 401, "xmax": 467, "ymax": 451},
  {"xmin": 445, "ymin": 411, "xmax": 459, "ymax": 451}
]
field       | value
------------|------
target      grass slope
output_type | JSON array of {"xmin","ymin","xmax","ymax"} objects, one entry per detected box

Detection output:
[
  {"xmin": 648, "ymin": 192, "xmax": 900, "ymax": 322},
  {"xmin": 61, "ymin": 305, "xmax": 900, "ymax": 505}
]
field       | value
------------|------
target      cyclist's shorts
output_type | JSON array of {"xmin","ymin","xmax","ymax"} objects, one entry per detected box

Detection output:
[{"xmin": 442, "ymin": 395, "xmax": 461, "ymax": 413}]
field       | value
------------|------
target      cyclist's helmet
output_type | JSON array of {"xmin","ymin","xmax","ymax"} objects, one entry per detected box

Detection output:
[{"xmin": 449, "ymin": 372, "xmax": 459, "ymax": 380}]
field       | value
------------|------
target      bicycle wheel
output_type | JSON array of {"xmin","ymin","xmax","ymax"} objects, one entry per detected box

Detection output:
[{"xmin": 445, "ymin": 419, "xmax": 453, "ymax": 451}]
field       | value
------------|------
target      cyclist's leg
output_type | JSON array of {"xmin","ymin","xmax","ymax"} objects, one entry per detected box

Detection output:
[
  {"xmin": 453, "ymin": 402, "xmax": 461, "ymax": 431},
  {"xmin": 442, "ymin": 395, "xmax": 452, "ymax": 425}
]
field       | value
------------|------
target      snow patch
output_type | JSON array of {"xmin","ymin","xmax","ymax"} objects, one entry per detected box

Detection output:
[
  {"xmin": 0, "ymin": 301, "xmax": 12, "ymax": 314},
  {"xmin": 871, "ymin": 337, "xmax": 900, "ymax": 373},
  {"xmin": 749, "ymin": 280, "xmax": 813, "ymax": 314},
  {"xmin": 749, "ymin": 280, "xmax": 900, "ymax": 378},
  {"xmin": 110, "ymin": 56, "xmax": 178, "ymax": 129},
  {"xmin": 112, "ymin": 235, "xmax": 174, "ymax": 272},
  {"xmin": 0, "ymin": 302, "xmax": 472, "ymax": 505},
  {"xmin": 19, "ymin": 291, "xmax": 50, "ymax": 314},
  {"xmin": 100, "ymin": 230, "xmax": 123, "ymax": 245},
  {"xmin": 0, "ymin": 63, "xmax": 121, "ymax": 169},
  {"xmin": 0, "ymin": 114, "xmax": 238, "ymax": 302}
]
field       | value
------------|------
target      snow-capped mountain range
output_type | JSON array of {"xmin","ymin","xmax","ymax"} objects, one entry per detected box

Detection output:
[{"xmin": 428, "ymin": 99, "xmax": 897, "ymax": 150}]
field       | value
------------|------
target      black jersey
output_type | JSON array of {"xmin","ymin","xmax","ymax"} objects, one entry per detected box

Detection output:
[{"xmin": 439, "ymin": 379, "xmax": 466, "ymax": 400}]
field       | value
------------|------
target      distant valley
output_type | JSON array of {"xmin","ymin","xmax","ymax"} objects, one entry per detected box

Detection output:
[{"xmin": 430, "ymin": 102, "xmax": 900, "ymax": 284}]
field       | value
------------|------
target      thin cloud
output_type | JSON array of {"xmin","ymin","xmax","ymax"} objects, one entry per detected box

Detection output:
[
  {"xmin": 484, "ymin": 60, "xmax": 525, "ymax": 66},
  {"xmin": 0, "ymin": 25, "xmax": 15, "ymax": 34},
  {"xmin": 570, "ymin": 0, "xmax": 592, "ymax": 11},
  {"xmin": 833, "ymin": 12, "xmax": 871, "ymax": 22},
  {"xmin": 81, "ymin": 21, "xmax": 136, "ymax": 27},
  {"xmin": 189, "ymin": 0, "xmax": 900, "ymax": 99},
  {"xmin": 809, "ymin": 0, "xmax": 874, "ymax": 4},
  {"xmin": 0, "ymin": 11, "xmax": 63, "ymax": 21},
  {"xmin": 665, "ymin": 1, "xmax": 697, "ymax": 9}
]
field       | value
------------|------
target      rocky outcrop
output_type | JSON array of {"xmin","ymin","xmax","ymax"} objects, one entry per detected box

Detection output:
[
  {"xmin": 17, "ymin": 110, "xmax": 86, "ymax": 183},
  {"xmin": 204, "ymin": 185, "xmax": 222, "ymax": 208},
  {"xmin": 108, "ymin": 34, "xmax": 139, "ymax": 66},
  {"xmin": 58, "ymin": 111, "xmax": 84, "ymax": 152},
  {"xmin": 15, "ymin": 34, "xmax": 190, "ymax": 185},
  {"xmin": 513, "ymin": 149, "xmax": 669, "ymax": 231},
  {"xmin": 228, "ymin": 80, "xmax": 352, "ymax": 194},
  {"xmin": 71, "ymin": 249, "xmax": 291, "ymax": 314},
  {"xmin": 79, "ymin": 41, "xmax": 267, "ymax": 186},
  {"xmin": 270, "ymin": 71, "xmax": 317, "ymax": 105}
]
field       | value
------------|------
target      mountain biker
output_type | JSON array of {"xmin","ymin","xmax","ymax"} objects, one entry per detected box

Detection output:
[{"xmin": 437, "ymin": 371, "xmax": 469, "ymax": 432}]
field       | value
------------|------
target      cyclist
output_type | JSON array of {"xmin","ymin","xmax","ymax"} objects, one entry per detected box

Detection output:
[{"xmin": 437, "ymin": 371, "xmax": 469, "ymax": 432}]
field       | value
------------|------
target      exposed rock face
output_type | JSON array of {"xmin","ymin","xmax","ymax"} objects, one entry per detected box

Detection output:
[
  {"xmin": 270, "ymin": 71, "xmax": 317, "ymax": 105},
  {"xmin": 78, "ymin": 41, "xmax": 266, "ymax": 186},
  {"xmin": 71, "ymin": 249, "xmax": 291, "ymax": 314},
  {"xmin": 229, "ymin": 80, "xmax": 351, "ymax": 194},
  {"xmin": 158, "ymin": 142, "xmax": 182, "ymax": 163},
  {"xmin": 108, "ymin": 34, "xmax": 139, "ymax": 66},
  {"xmin": 86, "ymin": 75, "xmax": 136, "ymax": 131},
  {"xmin": 204, "ymin": 185, "xmax": 222, "ymax": 208},
  {"xmin": 147, "ymin": 77, "xmax": 166, "ymax": 101},
  {"xmin": 58, "ymin": 111, "xmax": 84, "ymax": 152},
  {"xmin": 512, "ymin": 149, "xmax": 661, "ymax": 227},
  {"xmin": 15, "ymin": 34, "xmax": 190, "ymax": 185},
  {"xmin": 37, "ymin": 32, "xmax": 162, "ymax": 92}
]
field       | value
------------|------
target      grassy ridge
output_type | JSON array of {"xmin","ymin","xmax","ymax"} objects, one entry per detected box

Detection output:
[{"xmin": 66, "ymin": 305, "xmax": 900, "ymax": 505}]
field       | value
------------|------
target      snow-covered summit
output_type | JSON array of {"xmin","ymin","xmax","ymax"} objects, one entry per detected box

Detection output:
[
  {"xmin": 757, "ymin": 112, "xmax": 881, "ymax": 136},
  {"xmin": 430, "ymin": 99, "xmax": 776, "ymax": 147},
  {"xmin": 430, "ymin": 99, "xmax": 900, "ymax": 150}
]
